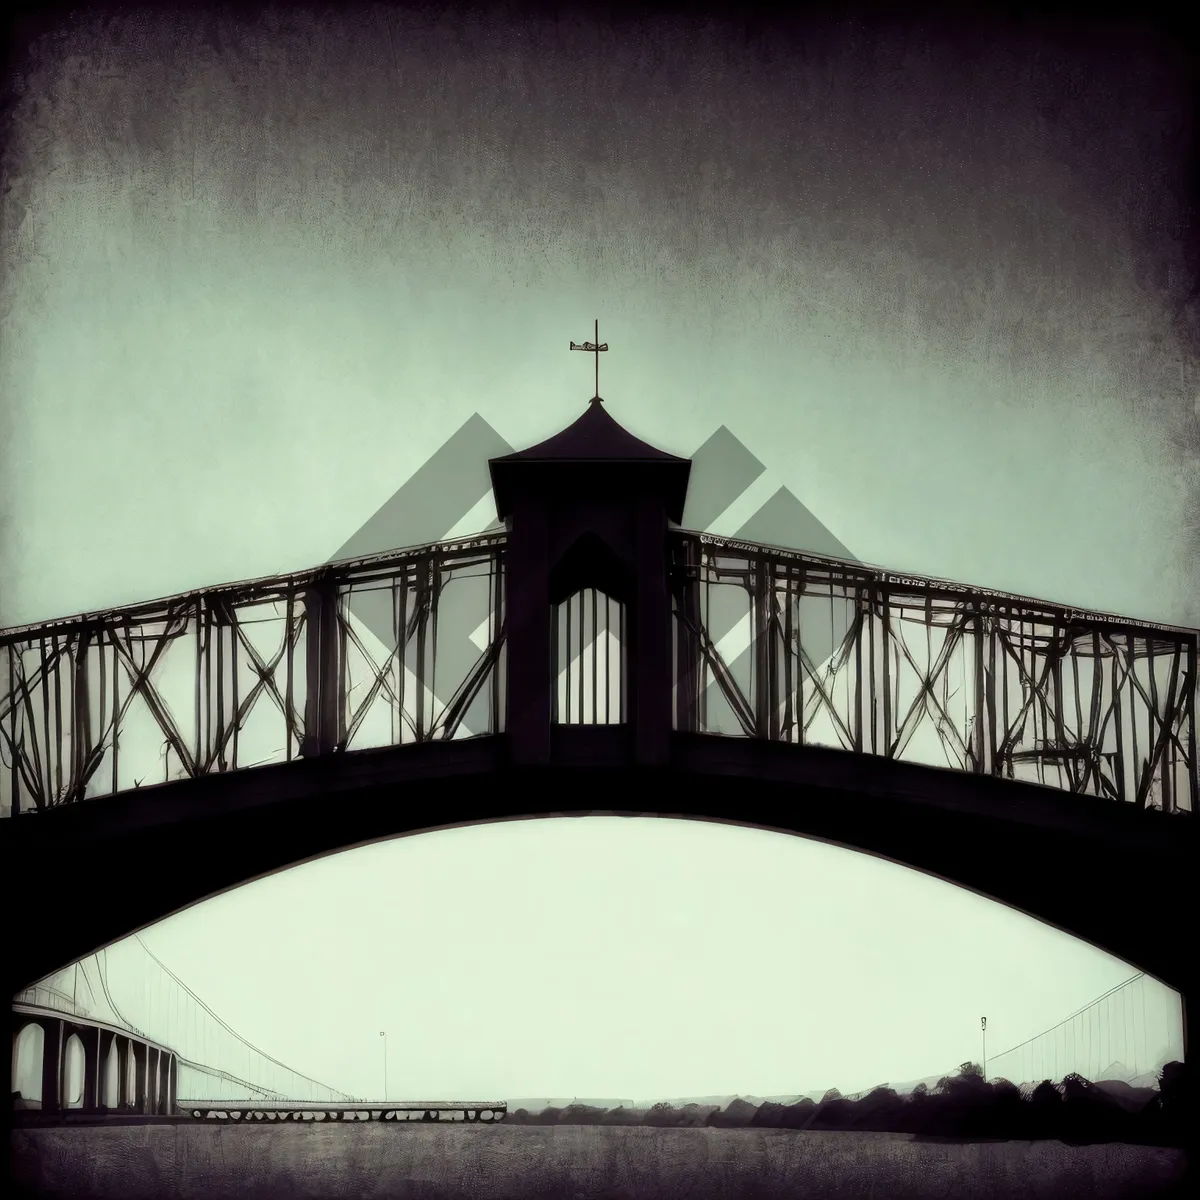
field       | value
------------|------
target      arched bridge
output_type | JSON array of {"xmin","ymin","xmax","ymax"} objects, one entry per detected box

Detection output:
[{"xmin": 2, "ymin": 400, "xmax": 1196, "ymax": 1048}]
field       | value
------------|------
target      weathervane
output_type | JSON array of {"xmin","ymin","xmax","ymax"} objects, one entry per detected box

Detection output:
[{"xmin": 570, "ymin": 319, "xmax": 608, "ymax": 403}]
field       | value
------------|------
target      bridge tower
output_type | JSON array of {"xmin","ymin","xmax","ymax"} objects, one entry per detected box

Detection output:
[{"xmin": 489, "ymin": 395, "xmax": 691, "ymax": 769}]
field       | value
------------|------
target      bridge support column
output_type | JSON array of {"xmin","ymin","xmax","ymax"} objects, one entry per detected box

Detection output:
[
  {"xmin": 114, "ymin": 1036, "xmax": 128, "ymax": 1109},
  {"xmin": 634, "ymin": 496, "xmax": 671, "ymax": 767},
  {"xmin": 673, "ymin": 536, "xmax": 702, "ymax": 734},
  {"xmin": 76, "ymin": 1024, "xmax": 101, "ymax": 1112},
  {"xmin": 120, "ymin": 1036, "xmax": 136, "ymax": 1108},
  {"xmin": 39, "ymin": 1018, "xmax": 62, "ymax": 1115},
  {"xmin": 96, "ymin": 1029, "xmax": 116, "ymax": 1110},
  {"xmin": 154, "ymin": 1050, "xmax": 170, "ymax": 1114},
  {"xmin": 150, "ymin": 1047, "xmax": 163, "ymax": 1114},
  {"xmin": 1183, "ymin": 991, "xmax": 1191, "ymax": 1065},
  {"xmin": 130, "ymin": 1041, "xmax": 149, "ymax": 1114},
  {"xmin": 505, "ymin": 500, "xmax": 551, "ymax": 766},
  {"xmin": 303, "ymin": 573, "xmax": 344, "ymax": 758}
]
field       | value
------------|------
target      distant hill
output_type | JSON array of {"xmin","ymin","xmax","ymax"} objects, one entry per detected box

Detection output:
[
  {"xmin": 1091, "ymin": 1079, "xmax": 1159, "ymax": 1112},
  {"xmin": 495, "ymin": 1062, "xmax": 1187, "ymax": 1148},
  {"xmin": 881, "ymin": 1074, "xmax": 954, "ymax": 1097},
  {"xmin": 628, "ymin": 1077, "xmax": 952, "ymax": 1110},
  {"xmin": 513, "ymin": 1079, "xmax": 958, "ymax": 1116},
  {"xmin": 1126, "ymin": 1072, "xmax": 1162, "ymax": 1090},
  {"xmin": 507, "ymin": 1098, "xmax": 634, "ymax": 1112},
  {"xmin": 508, "ymin": 1068, "xmax": 1164, "ymax": 1122},
  {"xmin": 632, "ymin": 1094, "xmax": 804, "ymax": 1110}
]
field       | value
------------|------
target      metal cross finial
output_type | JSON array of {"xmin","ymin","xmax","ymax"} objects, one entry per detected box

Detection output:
[{"xmin": 570, "ymin": 319, "xmax": 608, "ymax": 403}]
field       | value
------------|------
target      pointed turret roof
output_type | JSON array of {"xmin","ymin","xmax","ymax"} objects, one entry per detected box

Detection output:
[
  {"xmin": 493, "ymin": 397, "xmax": 690, "ymax": 464},
  {"xmin": 489, "ymin": 398, "xmax": 692, "ymax": 522}
]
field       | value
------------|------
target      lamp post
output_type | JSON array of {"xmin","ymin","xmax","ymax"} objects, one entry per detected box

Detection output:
[
  {"xmin": 981, "ymin": 1017, "xmax": 987, "ymax": 1083},
  {"xmin": 379, "ymin": 1031, "xmax": 387, "ymax": 1099}
]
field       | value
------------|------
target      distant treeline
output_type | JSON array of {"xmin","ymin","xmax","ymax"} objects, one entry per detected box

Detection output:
[{"xmin": 504, "ymin": 1062, "xmax": 1189, "ymax": 1147}]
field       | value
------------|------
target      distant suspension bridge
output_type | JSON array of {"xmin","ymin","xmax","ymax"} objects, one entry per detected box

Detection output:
[
  {"xmin": 14, "ymin": 940, "xmax": 1185, "ymax": 1111},
  {"xmin": 13, "ymin": 935, "xmax": 358, "ymax": 1106},
  {"xmin": 985, "ymin": 972, "xmax": 1185, "ymax": 1092}
]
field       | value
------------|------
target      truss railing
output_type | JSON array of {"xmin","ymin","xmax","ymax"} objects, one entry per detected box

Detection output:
[
  {"xmin": 2, "ymin": 527, "xmax": 1195, "ymax": 816},
  {"xmin": 670, "ymin": 532, "xmax": 1198, "ymax": 814},
  {"xmin": 0, "ymin": 534, "xmax": 507, "ymax": 815}
]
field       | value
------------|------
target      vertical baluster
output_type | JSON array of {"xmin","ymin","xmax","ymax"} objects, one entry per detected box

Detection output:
[
  {"xmin": 1186, "ymin": 637, "xmax": 1198, "ymax": 814},
  {"xmin": 852, "ymin": 586, "xmax": 863, "ymax": 754},
  {"xmin": 1127, "ymin": 632, "xmax": 1141, "ymax": 806},
  {"xmin": 6, "ymin": 644, "xmax": 18, "ymax": 814},
  {"xmin": 880, "ymin": 588, "xmax": 892, "ymax": 757},
  {"xmin": 606, "ymin": 592, "xmax": 613, "ymax": 726},
  {"xmin": 492, "ymin": 553, "xmax": 504, "ymax": 735},
  {"xmin": 1000, "ymin": 611, "xmax": 1011, "ymax": 777},
  {"xmin": 768, "ymin": 565, "xmax": 781, "ymax": 742},
  {"xmin": 229, "ymin": 601, "xmax": 240, "ymax": 770},
  {"xmin": 972, "ymin": 607, "xmax": 985, "ymax": 773},
  {"xmin": 619, "ymin": 594, "xmax": 626, "ymax": 725},
  {"xmin": 576, "ymin": 592, "xmax": 585, "ymax": 724},
  {"xmin": 285, "ymin": 592, "xmax": 296, "ymax": 761},
  {"xmin": 195, "ymin": 602, "xmax": 204, "ymax": 772},
  {"xmin": 397, "ymin": 567, "xmax": 409, "ymax": 743},
  {"xmin": 564, "ymin": 591, "xmax": 572, "ymax": 724},
  {"xmin": 40, "ymin": 637, "xmax": 54, "ymax": 804},
  {"xmin": 753, "ymin": 558, "xmax": 769, "ymax": 740},
  {"xmin": 429, "ymin": 560, "xmax": 441, "ymax": 735},
  {"xmin": 111, "ymin": 638, "xmax": 120, "ymax": 795},
  {"xmin": 1144, "ymin": 637, "xmax": 1160, "ymax": 808},
  {"xmin": 797, "ymin": 567, "xmax": 809, "ymax": 746},
  {"xmin": 215, "ymin": 607, "xmax": 227, "ymax": 771},
  {"xmin": 1071, "ymin": 637, "xmax": 1084, "ymax": 791},
  {"xmin": 783, "ymin": 570, "xmax": 795, "ymax": 744}
]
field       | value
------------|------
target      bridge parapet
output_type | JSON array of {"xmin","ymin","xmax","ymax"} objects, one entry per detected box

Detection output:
[
  {"xmin": 0, "ymin": 534, "xmax": 506, "ymax": 817},
  {"xmin": 670, "ymin": 532, "xmax": 1198, "ymax": 813}
]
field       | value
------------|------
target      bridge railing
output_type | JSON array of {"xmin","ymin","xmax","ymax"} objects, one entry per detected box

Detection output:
[
  {"xmin": 0, "ymin": 534, "xmax": 507, "ymax": 816},
  {"xmin": 4, "ymin": 526, "xmax": 1196, "ymax": 815},
  {"xmin": 670, "ymin": 532, "xmax": 1198, "ymax": 813}
]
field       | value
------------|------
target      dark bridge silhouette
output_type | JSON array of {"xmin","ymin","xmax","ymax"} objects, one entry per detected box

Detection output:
[{"xmin": 2, "ymin": 396, "xmax": 1196, "ymax": 1058}]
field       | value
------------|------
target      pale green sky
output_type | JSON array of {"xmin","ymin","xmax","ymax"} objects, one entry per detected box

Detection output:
[
  {"xmin": 2, "ymin": 7, "xmax": 1192, "ymax": 1102},
  {"xmin": 110, "ymin": 818, "xmax": 1180, "ymax": 1102}
]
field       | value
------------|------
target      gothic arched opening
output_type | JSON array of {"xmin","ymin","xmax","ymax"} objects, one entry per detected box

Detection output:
[
  {"xmin": 63, "ymin": 1033, "xmax": 85, "ymax": 1108},
  {"xmin": 12, "ymin": 1022, "xmax": 44, "ymax": 1107},
  {"xmin": 554, "ymin": 588, "xmax": 627, "ymax": 725},
  {"xmin": 126, "ymin": 1040, "xmax": 138, "ymax": 1108},
  {"xmin": 550, "ymin": 533, "xmax": 631, "ymax": 726},
  {"xmin": 104, "ymin": 1038, "xmax": 121, "ymax": 1108}
]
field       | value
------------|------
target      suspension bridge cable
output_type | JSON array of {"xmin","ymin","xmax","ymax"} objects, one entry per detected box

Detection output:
[
  {"xmin": 989, "ymin": 972, "xmax": 1145, "ymax": 1064},
  {"xmin": 175, "ymin": 1058, "xmax": 289, "ymax": 1101},
  {"xmin": 98, "ymin": 948, "xmax": 146, "ymax": 1038},
  {"xmin": 132, "ymin": 933, "xmax": 353, "ymax": 1098},
  {"xmin": 78, "ymin": 959, "xmax": 99, "ymax": 1011}
]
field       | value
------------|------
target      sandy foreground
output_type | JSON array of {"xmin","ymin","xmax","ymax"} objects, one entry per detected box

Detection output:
[{"xmin": 12, "ymin": 1123, "xmax": 1189, "ymax": 1199}]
